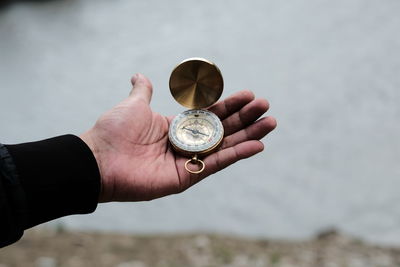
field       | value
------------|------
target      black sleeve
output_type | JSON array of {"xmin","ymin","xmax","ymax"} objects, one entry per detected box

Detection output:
[{"xmin": 0, "ymin": 135, "xmax": 101, "ymax": 248}]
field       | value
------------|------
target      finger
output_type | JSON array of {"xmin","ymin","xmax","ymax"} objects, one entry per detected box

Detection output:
[
  {"xmin": 182, "ymin": 140, "xmax": 264, "ymax": 187},
  {"xmin": 203, "ymin": 140, "xmax": 264, "ymax": 176},
  {"xmin": 129, "ymin": 73, "xmax": 153, "ymax": 104},
  {"xmin": 222, "ymin": 116, "xmax": 277, "ymax": 149},
  {"xmin": 223, "ymin": 98, "xmax": 269, "ymax": 136},
  {"xmin": 208, "ymin": 90, "xmax": 255, "ymax": 120}
]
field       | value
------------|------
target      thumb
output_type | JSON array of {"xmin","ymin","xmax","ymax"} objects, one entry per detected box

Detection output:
[{"xmin": 129, "ymin": 73, "xmax": 153, "ymax": 104}]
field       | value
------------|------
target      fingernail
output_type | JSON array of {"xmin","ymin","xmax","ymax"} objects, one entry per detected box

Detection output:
[{"xmin": 131, "ymin": 73, "xmax": 139, "ymax": 85}]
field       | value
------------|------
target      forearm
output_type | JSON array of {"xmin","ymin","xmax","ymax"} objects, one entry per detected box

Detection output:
[{"xmin": 0, "ymin": 135, "xmax": 101, "ymax": 247}]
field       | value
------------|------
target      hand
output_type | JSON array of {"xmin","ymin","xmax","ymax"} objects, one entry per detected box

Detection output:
[{"xmin": 80, "ymin": 74, "xmax": 277, "ymax": 202}]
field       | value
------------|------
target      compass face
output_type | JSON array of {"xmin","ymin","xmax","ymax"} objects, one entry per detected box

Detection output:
[{"xmin": 169, "ymin": 109, "xmax": 224, "ymax": 155}]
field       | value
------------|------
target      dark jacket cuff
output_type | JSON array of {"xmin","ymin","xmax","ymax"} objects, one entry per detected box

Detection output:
[{"xmin": 5, "ymin": 134, "xmax": 101, "ymax": 229}]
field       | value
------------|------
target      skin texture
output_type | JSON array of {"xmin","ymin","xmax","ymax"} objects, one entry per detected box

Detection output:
[{"xmin": 80, "ymin": 73, "xmax": 277, "ymax": 202}]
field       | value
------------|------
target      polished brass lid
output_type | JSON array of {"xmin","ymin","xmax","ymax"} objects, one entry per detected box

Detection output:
[{"xmin": 169, "ymin": 58, "xmax": 223, "ymax": 109}]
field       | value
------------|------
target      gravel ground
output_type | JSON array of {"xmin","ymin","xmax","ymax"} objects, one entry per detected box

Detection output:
[{"xmin": 1, "ymin": 229, "xmax": 400, "ymax": 267}]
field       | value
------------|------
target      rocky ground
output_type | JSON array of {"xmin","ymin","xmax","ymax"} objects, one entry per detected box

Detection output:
[{"xmin": 1, "ymin": 228, "xmax": 400, "ymax": 267}]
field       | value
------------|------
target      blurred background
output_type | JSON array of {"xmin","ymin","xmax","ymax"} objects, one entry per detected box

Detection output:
[{"xmin": 1, "ymin": 0, "xmax": 400, "ymax": 266}]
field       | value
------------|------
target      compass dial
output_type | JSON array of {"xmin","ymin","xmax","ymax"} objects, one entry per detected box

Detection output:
[{"xmin": 169, "ymin": 109, "xmax": 224, "ymax": 156}]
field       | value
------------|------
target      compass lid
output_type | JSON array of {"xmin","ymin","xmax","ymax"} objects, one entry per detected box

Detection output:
[{"xmin": 169, "ymin": 58, "xmax": 224, "ymax": 109}]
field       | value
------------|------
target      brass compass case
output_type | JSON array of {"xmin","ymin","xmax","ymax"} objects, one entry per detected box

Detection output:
[
  {"xmin": 169, "ymin": 57, "xmax": 223, "ymax": 109},
  {"xmin": 169, "ymin": 109, "xmax": 224, "ymax": 158},
  {"xmin": 168, "ymin": 58, "xmax": 224, "ymax": 174}
]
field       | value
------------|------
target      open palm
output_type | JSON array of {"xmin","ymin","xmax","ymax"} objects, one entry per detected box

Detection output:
[{"xmin": 81, "ymin": 74, "xmax": 276, "ymax": 202}]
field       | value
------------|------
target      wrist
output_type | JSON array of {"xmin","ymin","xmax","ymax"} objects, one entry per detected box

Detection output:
[{"xmin": 79, "ymin": 131, "xmax": 106, "ymax": 202}]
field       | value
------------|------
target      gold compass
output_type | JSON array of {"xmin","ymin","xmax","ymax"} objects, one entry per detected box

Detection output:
[{"xmin": 168, "ymin": 58, "xmax": 224, "ymax": 174}]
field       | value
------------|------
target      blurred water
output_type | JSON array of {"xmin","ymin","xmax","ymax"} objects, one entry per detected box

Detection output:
[{"xmin": 1, "ymin": 0, "xmax": 400, "ymax": 245}]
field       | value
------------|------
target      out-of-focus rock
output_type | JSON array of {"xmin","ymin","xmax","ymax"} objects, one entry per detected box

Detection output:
[
  {"xmin": 193, "ymin": 235, "xmax": 210, "ymax": 249},
  {"xmin": 35, "ymin": 257, "xmax": 57, "ymax": 267},
  {"xmin": 117, "ymin": 261, "xmax": 147, "ymax": 267}
]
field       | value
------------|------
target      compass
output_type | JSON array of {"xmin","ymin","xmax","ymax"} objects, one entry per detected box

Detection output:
[{"xmin": 168, "ymin": 58, "xmax": 224, "ymax": 174}]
